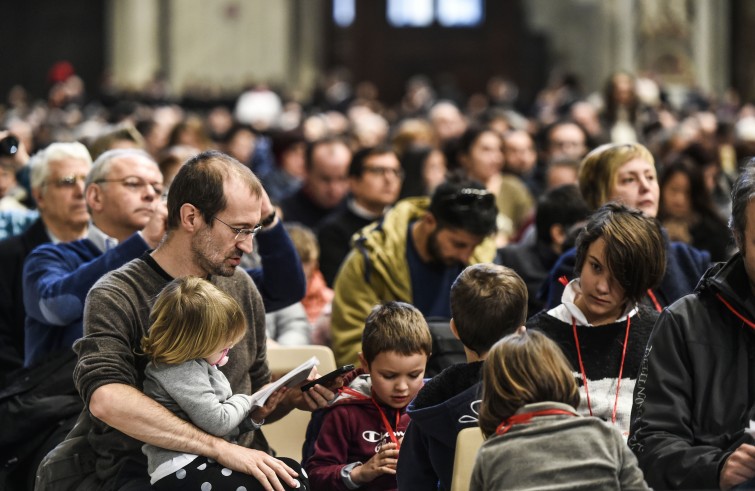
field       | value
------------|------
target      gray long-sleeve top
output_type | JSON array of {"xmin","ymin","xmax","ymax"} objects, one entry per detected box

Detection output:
[{"xmin": 142, "ymin": 358, "xmax": 253, "ymax": 477}]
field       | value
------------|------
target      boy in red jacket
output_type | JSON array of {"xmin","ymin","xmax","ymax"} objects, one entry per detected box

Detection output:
[{"xmin": 305, "ymin": 301, "xmax": 432, "ymax": 491}]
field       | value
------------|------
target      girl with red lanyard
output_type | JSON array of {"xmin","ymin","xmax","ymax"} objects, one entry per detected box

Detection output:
[
  {"xmin": 526, "ymin": 203, "xmax": 666, "ymax": 439},
  {"xmin": 471, "ymin": 328, "xmax": 650, "ymax": 490}
]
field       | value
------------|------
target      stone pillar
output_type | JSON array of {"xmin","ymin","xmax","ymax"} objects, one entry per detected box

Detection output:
[{"xmin": 107, "ymin": 0, "xmax": 161, "ymax": 89}]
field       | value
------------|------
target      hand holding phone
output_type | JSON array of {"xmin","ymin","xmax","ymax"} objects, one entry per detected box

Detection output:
[{"xmin": 301, "ymin": 364, "xmax": 355, "ymax": 391}]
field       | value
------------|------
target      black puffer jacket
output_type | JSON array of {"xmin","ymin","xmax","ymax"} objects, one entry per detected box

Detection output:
[{"xmin": 629, "ymin": 253, "xmax": 755, "ymax": 490}]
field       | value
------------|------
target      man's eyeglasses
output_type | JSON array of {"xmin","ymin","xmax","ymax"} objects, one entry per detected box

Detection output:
[
  {"xmin": 94, "ymin": 176, "xmax": 164, "ymax": 196},
  {"xmin": 212, "ymin": 216, "xmax": 263, "ymax": 242},
  {"xmin": 363, "ymin": 166, "xmax": 405, "ymax": 179},
  {"xmin": 46, "ymin": 174, "xmax": 87, "ymax": 188},
  {"xmin": 442, "ymin": 188, "xmax": 495, "ymax": 208}
]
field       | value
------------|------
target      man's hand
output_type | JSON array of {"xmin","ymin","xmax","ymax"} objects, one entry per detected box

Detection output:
[
  {"xmin": 350, "ymin": 442, "xmax": 399, "ymax": 485},
  {"xmin": 295, "ymin": 367, "xmax": 345, "ymax": 410},
  {"xmin": 214, "ymin": 441, "xmax": 300, "ymax": 491},
  {"xmin": 720, "ymin": 443, "xmax": 755, "ymax": 490},
  {"xmin": 258, "ymin": 186, "xmax": 279, "ymax": 230},
  {"xmin": 141, "ymin": 199, "xmax": 167, "ymax": 248},
  {"xmin": 250, "ymin": 385, "xmax": 288, "ymax": 421}
]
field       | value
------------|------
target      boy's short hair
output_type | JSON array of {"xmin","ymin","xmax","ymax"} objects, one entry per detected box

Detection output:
[
  {"xmin": 361, "ymin": 301, "xmax": 432, "ymax": 366},
  {"xmin": 450, "ymin": 263, "xmax": 527, "ymax": 355}
]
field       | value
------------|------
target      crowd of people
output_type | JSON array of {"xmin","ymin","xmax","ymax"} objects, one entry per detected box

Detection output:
[{"xmin": 1, "ymin": 65, "xmax": 755, "ymax": 490}]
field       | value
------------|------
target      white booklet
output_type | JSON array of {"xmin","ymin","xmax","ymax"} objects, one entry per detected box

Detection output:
[{"xmin": 249, "ymin": 355, "xmax": 319, "ymax": 408}]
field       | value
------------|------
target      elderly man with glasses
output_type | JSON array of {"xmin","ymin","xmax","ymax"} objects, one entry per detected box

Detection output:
[
  {"xmin": 0, "ymin": 141, "xmax": 92, "ymax": 383},
  {"xmin": 22, "ymin": 148, "xmax": 167, "ymax": 367},
  {"xmin": 330, "ymin": 177, "xmax": 499, "ymax": 366}
]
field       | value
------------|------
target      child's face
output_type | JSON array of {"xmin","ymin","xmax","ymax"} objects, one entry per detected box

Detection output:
[
  {"xmin": 575, "ymin": 237, "xmax": 627, "ymax": 325},
  {"xmin": 366, "ymin": 351, "xmax": 426, "ymax": 409},
  {"xmin": 205, "ymin": 345, "xmax": 232, "ymax": 367}
]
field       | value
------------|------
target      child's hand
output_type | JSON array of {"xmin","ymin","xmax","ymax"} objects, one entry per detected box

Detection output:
[
  {"xmin": 350, "ymin": 442, "xmax": 399, "ymax": 484},
  {"xmin": 251, "ymin": 385, "xmax": 287, "ymax": 421}
]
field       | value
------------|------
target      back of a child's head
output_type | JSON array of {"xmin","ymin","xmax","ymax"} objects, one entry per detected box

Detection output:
[
  {"xmin": 478, "ymin": 329, "xmax": 579, "ymax": 437},
  {"xmin": 361, "ymin": 301, "xmax": 432, "ymax": 367},
  {"xmin": 285, "ymin": 222, "xmax": 319, "ymax": 265},
  {"xmin": 141, "ymin": 276, "xmax": 247, "ymax": 365},
  {"xmin": 450, "ymin": 263, "xmax": 528, "ymax": 356}
]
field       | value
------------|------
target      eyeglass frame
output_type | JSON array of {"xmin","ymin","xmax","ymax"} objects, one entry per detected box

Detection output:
[
  {"xmin": 44, "ymin": 174, "xmax": 88, "ymax": 189},
  {"xmin": 361, "ymin": 166, "xmax": 405, "ymax": 179},
  {"xmin": 93, "ymin": 176, "xmax": 164, "ymax": 196},
  {"xmin": 212, "ymin": 215, "xmax": 263, "ymax": 242}
]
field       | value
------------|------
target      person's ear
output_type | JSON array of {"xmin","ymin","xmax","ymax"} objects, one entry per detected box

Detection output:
[
  {"xmin": 85, "ymin": 184, "xmax": 104, "ymax": 213},
  {"xmin": 423, "ymin": 212, "xmax": 437, "ymax": 229},
  {"xmin": 180, "ymin": 203, "xmax": 200, "ymax": 231},
  {"xmin": 358, "ymin": 352, "xmax": 369, "ymax": 372},
  {"xmin": 31, "ymin": 187, "xmax": 44, "ymax": 210},
  {"xmin": 449, "ymin": 318, "xmax": 460, "ymax": 341},
  {"xmin": 550, "ymin": 224, "xmax": 566, "ymax": 248}
]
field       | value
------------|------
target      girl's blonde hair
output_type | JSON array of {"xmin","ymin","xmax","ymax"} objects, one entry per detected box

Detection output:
[
  {"xmin": 141, "ymin": 277, "xmax": 247, "ymax": 364},
  {"xmin": 578, "ymin": 142, "xmax": 655, "ymax": 211},
  {"xmin": 478, "ymin": 329, "xmax": 580, "ymax": 437}
]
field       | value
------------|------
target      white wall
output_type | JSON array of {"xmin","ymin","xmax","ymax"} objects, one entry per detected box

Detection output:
[{"xmin": 108, "ymin": 0, "xmax": 303, "ymax": 95}]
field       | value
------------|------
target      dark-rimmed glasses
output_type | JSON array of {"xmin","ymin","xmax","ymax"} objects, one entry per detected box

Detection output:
[
  {"xmin": 363, "ymin": 166, "xmax": 405, "ymax": 179},
  {"xmin": 94, "ymin": 176, "xmax": 164, "ymax": 196},
  {"xmin": 212, "ymin": 216, "xmax": 263, "ymax": 242}
]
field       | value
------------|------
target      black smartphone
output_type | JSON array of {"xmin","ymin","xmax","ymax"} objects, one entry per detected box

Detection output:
[{"xmin": 300, "ymin": 364, "xmax": 355, "ymax": 391}]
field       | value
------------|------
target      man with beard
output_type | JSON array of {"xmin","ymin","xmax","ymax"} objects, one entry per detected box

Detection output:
[
  {"xmin": 49, "ymin": 151, "xmax": 336, "ymax": 490},
  {"xmin": 330, "ymin": 179, "xmax": 498, "ymax": 366}
]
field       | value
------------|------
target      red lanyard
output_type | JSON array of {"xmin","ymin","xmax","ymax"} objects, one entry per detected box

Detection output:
[
  {"xmin": 647, "ymin": 289, "xmax": 662, "ymax": 312},
  {"xmin": 716, "ymin": 293, "xmax": 755, "ymax": 330},
  {"xmin": 339, "ymin": 386, "xmax": 401, "ymax": 449},
  {"xmin": 571, "ymin": 315, "xmax": 631, "ymax": 424},
  {"xmin": 495, "ymin": 409, "xmax": 577, "ymax": 435},
  {"xmin": 370, "ymin": 398, "xmax": 401, "ymax": 449}
]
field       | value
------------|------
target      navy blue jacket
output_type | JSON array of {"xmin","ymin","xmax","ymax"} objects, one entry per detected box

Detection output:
[{"xmin": 397, "ymin": 362, "xmax": 483, "ymax": 491}]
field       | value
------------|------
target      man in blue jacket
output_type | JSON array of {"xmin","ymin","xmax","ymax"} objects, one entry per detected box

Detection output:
[{"xmin": 23, "ymin": 148, "xmax": 166, "ymax": 366}]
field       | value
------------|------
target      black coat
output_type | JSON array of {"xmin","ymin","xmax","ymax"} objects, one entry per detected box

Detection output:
[
  {"xmin": 629, "ymin": 254, "xmax": 755, "ymax": 490},
  {"xmin": 0, "ymin": 218, "xmax": 49, "ymax": 385}
]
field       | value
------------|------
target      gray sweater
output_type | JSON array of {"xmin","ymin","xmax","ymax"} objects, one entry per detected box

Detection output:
[
  {"xmin": 142, "ymin": 358, "xmax": 253, "ymax": 478},
  {"xmin": 73, "ymin": 255, "xmax": 270, "ymax": 485},
  {"xmin": 470, "ymin": 402, "xmax": 650, "ymax": 491}
]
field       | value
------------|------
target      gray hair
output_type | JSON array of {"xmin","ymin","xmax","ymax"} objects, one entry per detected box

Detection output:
[
  {"xmin": 86, "ymin": 148, "xmax": 157, "ymax": 189},
  {"xmin": 29, "ymin": 142, "xmax": 92, "ymax": 190},
  {"xmin": 730, "ymin": 159, "xmax": 755, "ymax": 248}
]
